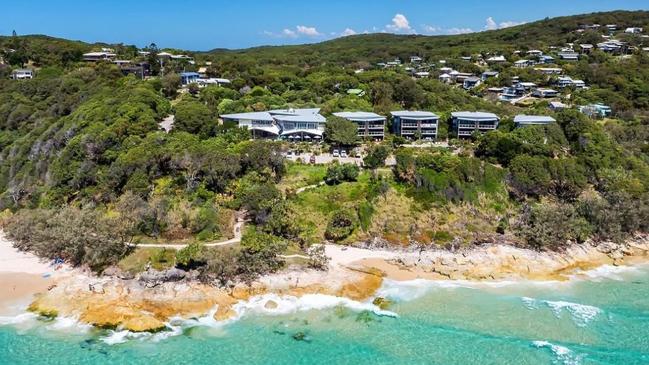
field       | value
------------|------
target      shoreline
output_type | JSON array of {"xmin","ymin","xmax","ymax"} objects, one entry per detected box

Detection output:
[
  {"xmin": 3, "ymin": 234, "xmax": 649, "ymax": 332},
  {"xmin": 0, "ymin": 233, "xmax": 70, "ymax": 316}
]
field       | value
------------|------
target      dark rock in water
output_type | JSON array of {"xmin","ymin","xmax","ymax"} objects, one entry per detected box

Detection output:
[
  {"xmin": 372, "ymin": 297, "xmax": 392, "ymax": 310},
  {"xmin": 272, "ymin": 329, "xmax": 286, "ymax": 336},
  {"xmin": 292, "ymin": 331, "xmax": 311, "ymax": 343},
  {"xmin": 355, "ymin": 310, "xmax": 375, "ymax": 324}
]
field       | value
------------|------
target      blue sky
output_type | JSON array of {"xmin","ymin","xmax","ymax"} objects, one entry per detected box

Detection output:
[{"xmin": 1, "ymin": 0, "xmax": 647, "ymax": 50}]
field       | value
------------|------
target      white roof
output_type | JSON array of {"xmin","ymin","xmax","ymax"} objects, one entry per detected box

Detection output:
[
  {"xmin": 514, "ymin": 115, "xmax": 556, "ymax": 124},
  {"xmin": 391, "ymin": 111, "xmax": 439, "ymax": 120},
  {"xmin": 487, "ymin": 56, "xmax": 506, "ymax": 62},
  {"xmin": 550, "ymin": 101, "xmax": 567, "ymax": 108},
  {"xmin": 452, "ymin": 112, "xmax": 500, "ymax": 121},
  {"xmin": 221, "ymin": 111, "xmax": 275, "ymax": 122},
  {"xmin": 333, "ymin": 112, "xmax": 385, "ymax": 122},
  {"xmin": 439, "ymin": 73, "xmax": 451, "ymax": 78},
  {"xmin": 519, "ymin": 82, "xmax": 537, "ymax": 87}
]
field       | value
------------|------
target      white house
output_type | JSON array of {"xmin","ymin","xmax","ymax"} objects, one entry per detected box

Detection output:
[
  {"xmin": 532, "ymin": 88, "xmax": 559, "ymax": 98},
  {"xmin": 514, "ymin": 59, "xmax": 533, "ymax": 68},
  {"xmin": 487, "ymin": 55, "xmax": 507, "ymax": 63},
  {"xmin": 549, "ymin": 101, "xmax": 568, "ymax": 111},
  {"xmin": 558, "ymin": 52, "xmax": 579, "ymax": 61},
  {"xmin": 83, "ymin": 51, "xmax": 116, "ymax": 62},
  {"xmin": 221, "ymin": 108, "xmax": 326, "ymax": 142},
  {"xmin": 333, "ymin": 112, "xmax": 386, "ymax": 140},
  {"xmin": 439, "ymin": 73, "xmax": 452, "ymax": 83},
  {"xmin": 625, "ymin": 27, "xmax": 643, "ymax": 34},
  {"xmin": 11, "ymin": 69, "xmax": 33, "ymax": 80},
  {"xmin": 514, "ymin": 115, "xmax": 556, "ymax": 127}
]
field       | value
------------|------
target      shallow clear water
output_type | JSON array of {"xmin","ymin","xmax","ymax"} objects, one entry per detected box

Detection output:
[{"xmin": 2, "ymin": 265, "xmax": 649, "ymax": 365}]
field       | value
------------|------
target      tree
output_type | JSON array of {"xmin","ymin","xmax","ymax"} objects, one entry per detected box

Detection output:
[
  {"xmin": 161, "ymin": 72, "xmax": 181, "ymax": 98},
  {"xmin": 324, "ymin": 163, "xmax": 359, "ymax": 185},
  {"xmin": 325, "ymin": 210, "xmax": 358, "ymax": 242},
  {"xmin": 173, "ymin": 100, "xmax": 215, "ymax": 137},
  {"xmin": 238, "ymin": 230, "xmax": 287, "ymax": 281},
  {"xmin": 146, "ymin": 43, "xmax": 161, "ymax": 76},
  {"xmin": 325, "ymin": 116, "xmax": 358, "ymax": 146},
  {"xmin": 363, "ymin": 145, "xmax": 389, "ymax": 170}
]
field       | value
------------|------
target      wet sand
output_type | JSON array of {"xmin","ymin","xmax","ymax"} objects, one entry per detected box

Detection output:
[{"xmin": 0, "ymin": 273, "xmax": 56, "ymax": 315}]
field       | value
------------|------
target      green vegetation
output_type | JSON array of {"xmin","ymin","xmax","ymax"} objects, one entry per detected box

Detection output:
[{"xmin": 1, "ymin": 10, "xmax": 649, "ymax": 282}]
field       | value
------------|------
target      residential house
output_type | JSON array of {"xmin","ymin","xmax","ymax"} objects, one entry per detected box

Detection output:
[
  {"xmin": 532, "ymin": 88, "xmax": 559, "ymax": 98},
  {"xmin": 410, "ymin": 56, "xmax": 423, "ymax": 63},
  {"xmin": 579, "ymin": 103, "xmax": 612, "ymax": 118},
  {"xmin": 557, "ymin": 76, "xmax": 585, "ymax": 88},
  {"xmin": 481, "ymin": 71, "xmax": 499, "ymax": 81},
  {"xmin": 534, "ymin": 67, "xmax": 563, "ymax": 75},
  {"xmin": 82, "ymin": 51, "xmax": 116, "ymax": 62},
  {"xmin": 195, "ymin": 78, "xmax": 231, "ymax": 87},
  {"xmin": 625, "ymin": 27, "xmax": 644, "ymax": 34},
  {"xmin": 606, "ymin": 24, "xmax": 617, "ymax": 32},
  {"xmin": 463, "ymin": 76, "xmax": 482, "ymax": 90},
  {"xmin": 333, "ymin": 112, "xmax": 386, "ymax": 140},
  {"xmin": 11, "ymin": 68, "xmax": 33, "ymax": 80},
  {"xmin": 414, "ymin": 71, "xmax": 430, "ymax": 78},
  {"xmin": 487, "ymin": 55, "xmax": 507, "ymax": 63},
  {"xmin": 391, "ymin": 111, "xmax": 439, "ymax": 140},
  {"xmin": 517, "ymin": 82, "xmax": 537, "ymax": 91},
  {"xmin": 514, "ymin": 115, "xmax": 556, "ymax": 127},
  {"xmin": 579, "ymin": 44, "xmax": 594, "ymax": 53},
  {"xmin": 452, "ymin": 112, "xmax": 500, "ymax": 137},
  {"xmin": 549, "ymin": 101, "xmax": 568, "ymax": 111},
  {"xmin": 514, "ymin": 59, "xmax": 533, "ymax": 68},
  {"xmin": 221, "ymin": 108, "xmax": 326, "ymax": 141},
  {"xmin": 180, "ymin": 72, "xmax": 200, "ymax": 85},
  {"xmin": 120, "ymin": 62, "xmax": 150, "ymax": 79},
  {"xmin": 538, "ymin": 55, "xmax": 555, "ymax": 64},
  {"xmin": 558, "ymin": 51, "xmax": 579, "ymax": 61},
  {"xmin": 527, "ymin": 50, "xmax": 544, "ymax": 57},
  {"xmin": 598, "ymin": 40, "xmax": 624, "ymax": 52},
  {"xmin": 572, "ymin": 79, "xmax": 586, "ymax": 89},
  {"xmin": 439, "ymin": 73, "xmax": 452, "ymax": 83}
]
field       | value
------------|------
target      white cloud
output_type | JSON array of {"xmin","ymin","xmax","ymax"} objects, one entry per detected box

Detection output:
[
  {"xmin": 341, "ymin": 28, "xmax": 357, "ymax": 36},
  {"xmin": 422, "ymin": 25, "xmax": 442, "ymax": 34},
  {"xmin": 485, "ymin": 17, "xmax": 526, "ymax": 30},
  {"xmin": 446, "ymin": 27, "xmax": 474, "ymax": 35},
  {"xmin": 282, "ymin": 28, "xmax": 298, "ymax": 38},
  {"xmin": 485, "ymin": 17, "xmax": 498, "ymax": 31},
  {"xmin": 264, "ymin": 25, "xmax": 322, "ymax": 38},
  {"xmin": 296, "ymin": 25, "xmax": 321, "ymax": 37},
  {"xmin": 386, "ymin": 13, "xmax": 412, "ymax": 33}
]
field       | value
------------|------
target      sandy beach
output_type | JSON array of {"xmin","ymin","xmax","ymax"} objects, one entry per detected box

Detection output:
[{"xmin": 0, "ymin": 232, "xmax": 67, "ymax": 315}]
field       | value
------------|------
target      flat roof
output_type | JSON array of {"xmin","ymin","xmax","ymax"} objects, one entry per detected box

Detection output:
[
  {"xmin": 333, "ymin": 111, "xmax": 385, "ymax": 122},
  {"xmin": 220, "ymin": 111, "xmax": 275, "ymax": 122},
  {"xmin": 391, "ymin": 111, "xmax": 439, "ymax": 120},
  {"xmin": 514, "ymin": 115, "xmax": 556, "ymax": 124},
  {"xmin": 452, "ymin": 111, "xmax": 500, "ymax": 121}
]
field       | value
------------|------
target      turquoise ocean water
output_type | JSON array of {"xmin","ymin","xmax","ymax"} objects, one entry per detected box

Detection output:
[{"xmin": 2, "ymin": 264, "xmax": 649, "ymax": 365}]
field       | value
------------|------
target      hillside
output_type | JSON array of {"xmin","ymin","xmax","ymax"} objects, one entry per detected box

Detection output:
[
  {"xmin": 0, "ymin": 10, "xmax": 648, "ymax": 281},
  {"xmin": 205, "ymin": 10, "xmax": 649, "ymax": 65}
]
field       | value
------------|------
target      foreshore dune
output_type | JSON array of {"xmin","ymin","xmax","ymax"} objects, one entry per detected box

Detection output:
[{"xmin": 6, "ymin": 233, "xmax": 649, "ymax": 332}]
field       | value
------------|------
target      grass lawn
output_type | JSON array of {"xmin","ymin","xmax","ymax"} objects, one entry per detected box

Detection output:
[
  {"xmin": 278, "ymin": 162, "xmax": 327, "ymax": 193},
  {"xmin": 118, "ymin": 247, "xmax": 176, "ymax": 274}
]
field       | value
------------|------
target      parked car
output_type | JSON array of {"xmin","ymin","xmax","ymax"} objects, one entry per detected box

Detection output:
[
  {"xmin": 332, "ymin": 149, "xmax": 340, "ymax": 158},
  {"xmin": 340, "ymin": 150, "xmax": 348, "ymax": 158}
]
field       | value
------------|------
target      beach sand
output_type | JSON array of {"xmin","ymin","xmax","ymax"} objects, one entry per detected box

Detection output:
[{"xmin": 0, "ymin": 232, "xmax": 66, "ymax": 315}]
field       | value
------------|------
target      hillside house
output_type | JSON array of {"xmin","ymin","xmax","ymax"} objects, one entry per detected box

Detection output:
[
  {"xmin": 83, "ymin": 51, "xmax": 116, "ymax": 62},
  {"xmin": 549, "ymin": 101, "xmax": 568, "ymax": 111},
  {"xmin": 514, "ymin": 115, "xmax": 556, "ymax": 127},
  {"xmin": 463, "ymin": 76, "xmax": 482, "ymax": 90},
  {"xmin": 222, "ymin": 108, "xmax": 326, "ymax": 141},
  {"xmin": 180, "ymin": 72, "xmax": 200, "ymax": 85},
  {"xmin": 580, "ymin": 104, "xmax": 612, "ymax": 118},
  {"xmin": 452, "ymin": 112, "xmax": 500, "ymax": 137},
  {"xmin": 333, "ymin": 112, "xmax": 386, "ymax": 140},
  {"xmin": 558, "ymin": 52, "xmax": 579, "ymax": 61},
  {"xmin": 391, "ymin": 111, "xmax": 439, "ymax": 140},
  {"xmin": 11, "ymin": 69, "xmax": 33, "ymax": 80},
  {"xmin": 532, "ymin": 88, "xmax": 559, "ymax": 98},
  {"xmin": 625, "ymin": 27, "xmax": 643, "ymax": 34},
  {"xmin": 481, "ymin": 71, "xmax": 499, "ymax": 81},
  {"xmin": 514, "ymin": 59, "xmax": 533, "ymax": 68}
]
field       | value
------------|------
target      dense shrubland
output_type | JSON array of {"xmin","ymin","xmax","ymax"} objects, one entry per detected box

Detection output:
[{"xmin": 1, "ymin": 11, "xmax": 649, "ymax": 279}]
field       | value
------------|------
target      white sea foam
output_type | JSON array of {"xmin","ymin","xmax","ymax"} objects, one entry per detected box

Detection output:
[
  {"xmin": 522, "ymin": 297, "xmax": 601, "ymax": 327},
  {"xmin": 573, "ymin": 264, "xmax": 644, "ymax": 282},
  {"xmin": 532, "ymin": 340, "xmax": 583, "ymax": 365},
  {"xmin": 232, "ymin": 293, "xmax": 398, "ymax": 318}
]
